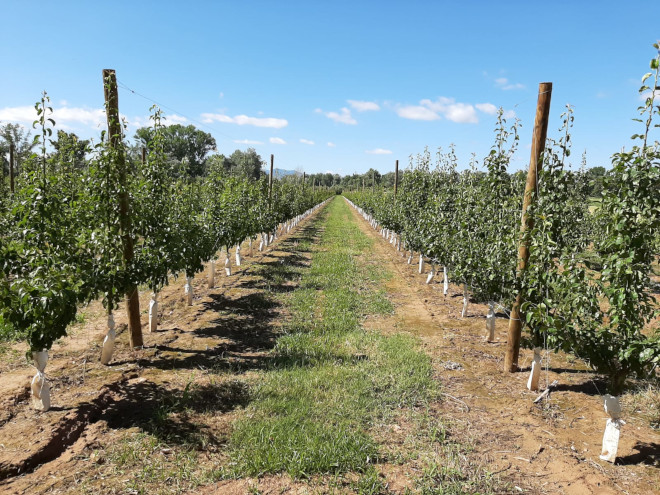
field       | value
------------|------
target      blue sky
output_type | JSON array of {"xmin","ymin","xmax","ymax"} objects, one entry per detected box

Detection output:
[{"xmin": 1, "ymin": 1, "xmax": 659, "ymax": 175}]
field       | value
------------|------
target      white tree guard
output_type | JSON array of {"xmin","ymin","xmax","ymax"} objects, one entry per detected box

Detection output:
[
  {"xmin": 426, "ymin": 265, "xmax": 435, "ymax": 284},
  {"xmin": 149, "ymin": 293, "xmax": 159, "ymax": 332},
  {"xmin": 461, "ymin": 284, "xmax": 469, "ymax": 317},
  {"xmin": 600, "ymin": 395, "xmax": 624, "ymax": 462},
  {"xmin": 486, "ymin": 302, "xmax": 496, "ymax": 342},
  {"xmin": 408, "ymin": 252, "xmax": 413, "ymax": 264},
  {"xmin": 443, "ymin": 266, "xmax": 449, "ymax": 296},
  {"xmin": 527, "ymin": 347, "xmax": 542, "ymax": 391},
  {"xmin": 185, "ymin": 276, "xmax": 194, "ymax": 305},
  {"xmin": 418, "ymin": 254, "xmax": 424, "ymax": 274},
  {"xmin": 207, "ymin": 260, "xmax": 216, "ymax": 288},
  {"xmin": 31, "ymin": 350, "xmax": 50, "ymax": 411},
  {"xmin": 224, "ymin": 249, "xmax": 232, "ymax": 276},
  {"xmin": 101, "ymin": 314, "xmax": 116, "ymax": 366},
  {"xmin": 269, "ymin": 233, "xmax": 274, "ymax": 244},
  {"xmin": 235, "ymin": 245, "xmax": 242, "ymax": 266}
]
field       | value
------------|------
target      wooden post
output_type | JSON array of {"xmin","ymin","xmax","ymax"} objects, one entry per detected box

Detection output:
[
  {"xmin": 103, "ymin": 69, "xmax": 143, "ymax": 348},
  {"xmin": 313, "ymin": 178, "xmax": 315, "ymax": 193},
  {"xmin": 268, "ymin": 154, "xmax": 274, "ymax": 205},
  {"xmin": 9, "ymin": 143, "xmax": 15, "ymax": 193},
  {"xmin": 394, "ymin": 159, "xmax": 399, "ymax": 197},
  {"xmin": 362, "ymin": 177, "xmax": 365, "ymax": 192},
  {"xmin": 504, "ymin": 82, "xmax": 552, "ymax": 372},
  {"xmin": 302, "ymin": 171, "xmax": 306, "ymax": 192},
  {"xmin": 141, "ymin": 146, "xmax": 146, "ymax": 165}
]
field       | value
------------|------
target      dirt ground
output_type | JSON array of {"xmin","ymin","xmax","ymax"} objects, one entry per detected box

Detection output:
[
  {"xmin": 0, "ymin": 213, "xmax": 326, "ymax": 494},
  {"xmin": 348, "ymin": 202, "xmax": 660, "ymax": 495},
  {"xmin": 0, "ymin": 199, "xmax": 658, "ymax": 495}
]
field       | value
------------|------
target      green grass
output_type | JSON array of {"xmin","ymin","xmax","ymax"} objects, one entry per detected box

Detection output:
[{"xmin": 224, "ymin": 197, "xmax": 434, "ymax": 479}]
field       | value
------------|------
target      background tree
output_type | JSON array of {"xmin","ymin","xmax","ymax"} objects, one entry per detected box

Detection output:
[
  {"xmin": 134, "ymin": 123, "xmax": 216, "ymax": 177},
  {"xmin": 0, "ymin": 123, "xmax": 37, "ymax": 176}
]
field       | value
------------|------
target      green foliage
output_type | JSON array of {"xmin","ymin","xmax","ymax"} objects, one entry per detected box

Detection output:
[
  {"xmin": 347, "ymin": 46, "xmax": 660, "ymax": 394},
  {"xmin": 135, "ymin": 123, "xmax": 216, "ymax": 177}
]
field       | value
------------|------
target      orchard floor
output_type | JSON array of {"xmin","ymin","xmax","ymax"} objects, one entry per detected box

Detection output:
[{"xmin": 0, "ymin": 196, "xmax": 657, "ymax": 495}]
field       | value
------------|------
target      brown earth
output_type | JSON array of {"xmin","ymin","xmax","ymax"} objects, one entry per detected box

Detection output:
[
  {"xmin": 1, "ymin": 199, "xmax": 658, "ymax": 495},
  {"xmin": 348, "ymin": 201, "xmax": 659, "ymax": 495},
  {"xmin": 0, "ymin": 213, "xmax": 324, "ymax": 494}
]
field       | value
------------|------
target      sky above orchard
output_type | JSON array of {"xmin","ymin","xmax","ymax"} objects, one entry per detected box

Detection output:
[{"xmin": 1, "ymin": 0, "xmax": 659, "ymax": 176}]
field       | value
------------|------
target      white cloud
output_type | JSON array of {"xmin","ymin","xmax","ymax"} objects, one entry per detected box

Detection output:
[
  {"xmin": 201, "ymin": 113, "xmax": 288, "ymax": 129},
  {"xmin": 234, "ymin": 139, "xmax": 263, "ymax": 145},
  {"xmin": 396, "ymin": 105, "xmax": 440, "ymax": 121},
  {"xmin": 270, "ymin": 137, "xmax": 286, "ymax": 144},
  {"xmin": 495, "ymin": 77, "xmax": 525, "ymax": 91},
  {"xmin": 366, "ymin": 148, "xmax": 393, "ymax": 155},
  {"xmin": 163, "ymin": 114, "xmax": 188, "ymax": 125},
  {"xmin": 396, "ymin": 97, "xmax": 478, "ymax": 124},
  {"xmin": 300, "ymin": 138, "xmax": 315, "ymax": 145},
  {"xmin": 0, "ymin": 104, "xmax": 108, "ymax": 130},
  {"xmin": 327, "ymin": 142, "xmax": 336, "ymax": 147},
  {"xmin": 475, "ymin": 103, "xmax": 498, "ymax": 115},
  {"xmin": 503, "ymin": 109, "xmax": 517, "ymax": 119},
  {"xmin": 323, "ymin": 107, "xmax": 357, "ymax": 125},
  {"xmin": 640, "ymin": 89, "xmax": 660, "ymax": 101},
  {"xmin": 347, "ymin": 100, "xmax": 380, "ymax": 112}
]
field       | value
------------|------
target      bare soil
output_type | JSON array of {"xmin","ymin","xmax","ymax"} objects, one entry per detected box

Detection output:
[
  {"xmin": 349, "ymin": 203, "xmax": 660, "ymax": 495},
  {"xmin": 1, "ymin": 201, "xmax": 658, "ymax": 495}
]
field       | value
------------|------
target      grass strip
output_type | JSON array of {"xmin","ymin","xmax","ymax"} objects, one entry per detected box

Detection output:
[{"xmin": 225, "ymin": 197, "xmax": 435, "ymax": 479}]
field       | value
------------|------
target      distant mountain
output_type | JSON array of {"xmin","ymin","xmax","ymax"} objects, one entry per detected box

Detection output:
[{"xmin": 264, "ymin": 168, "xmax": 298, "ymax": 178}]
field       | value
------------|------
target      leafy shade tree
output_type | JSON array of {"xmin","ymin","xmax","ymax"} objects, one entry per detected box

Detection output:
[
  {"xmin": 229, "ymin": 148, "xmax": 265, "ymax": 179},
  {"xmin": 51, "ymin": 131, "xmax": 90, "ymax": 171},
  {"xmin": 134, "ymin": 124, "xmax": 216, "ymax": 177},
  {"xmin": 0, "ymin": 123, "xmax": 37, "ymax": 176}
]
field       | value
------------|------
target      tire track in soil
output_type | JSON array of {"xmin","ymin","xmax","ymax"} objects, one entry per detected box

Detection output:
[
  {"xmin": 0, "ymin": 207, "xmax": 327, "ymax": 493},
  {"xmin": 347, "ymin": 199, "xmax": 660, "ymax": 495}
]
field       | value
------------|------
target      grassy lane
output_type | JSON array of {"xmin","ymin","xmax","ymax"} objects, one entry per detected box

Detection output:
[{"xmin": 223, "ymin": 197, "xmax": 435, "ymax": 486}]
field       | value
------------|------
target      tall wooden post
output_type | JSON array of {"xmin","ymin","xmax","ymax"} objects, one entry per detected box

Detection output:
[
  {"xmin": 504, "ymin": 82, "xmax": 552, "ymax": 372},
  {"xmin": 268, "ymin": 154, "xmax": 274, "ymax": 206},
  {"xmin": 394, "ymin": 159, "xmax": 399, "ymax": 197},
  {"xmin": 302, "ymin": 171, "xmax": 306, "ymax": 192},
  {"xmin": 9, "ymin": 143, "xmax": 15, "ymax": 193},
  {"xmin": 141, "ymin": 146, "xmax": 146, "ymax": 165},
  {"xmin": 103, "ymin": 69, "xmax": 143, "ymax": 348}
]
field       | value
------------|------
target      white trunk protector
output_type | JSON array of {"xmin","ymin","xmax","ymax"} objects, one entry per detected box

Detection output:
[
  {"xmin": 407, "ymin": 252, "xmax": 413, "ymax": 264},
  {"xmin": 600, "ymin": 395, "xmax": 624, "ymax": 462},
  {"xmin": 149, "ymin": 293, "xmax": 159, "ymax": 332},
  {"xmin": 207, "ymin": 260, "xmax": 216, "ymax": 288},
  {"xmin": 443, "ymin": 266, "xmax": 449, "ymax": 296},
  {"xmin": 527, "ymin": 347, "xmax": 542, "ymax": 391},
  {"xmin": 426, "ymin": 265, "xmax": 435, "ymax": 284},
  {"xmin": 185, "ymin": 276, "xmax": 194, "ymax": 305},
  {"xmin": 486, "ymin": 302, "xmax": 495, "ymax": 342},
  {"xmin": 418, "ymin": 254, "xmax": 424, "ymax": 274},
  {"xmin": 31, "ymin": 350, "xmax": 50, "ymax": 411},
  {"xmin": 101, "ymin": 314, "xmax": 116, "ymax": 366},
  {"xmin": 225, "ymin": 250, "xmax": 232, "ymax": 276},
  {"xmin": 235, "ymin": 245, "xmax": 242, "ymax": 266},
  {"xmin": 461, "ymin": 283, "xmax": 469, "ymax": 317}
]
